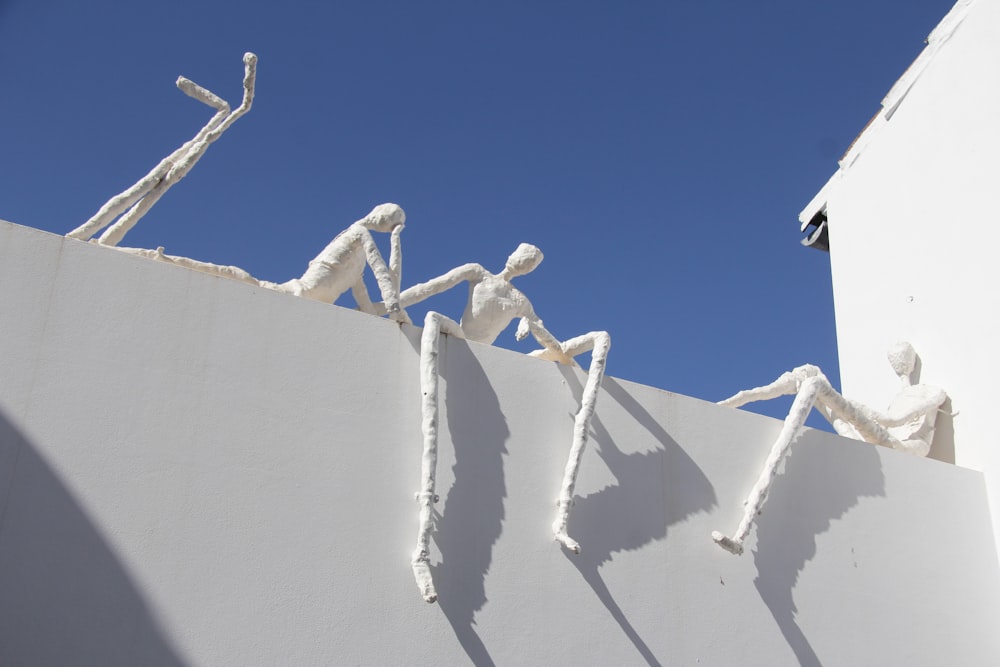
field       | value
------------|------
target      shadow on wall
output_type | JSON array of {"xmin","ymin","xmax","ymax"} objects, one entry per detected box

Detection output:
[
  {"xmin": 752, "ymin": 435, "xmax": 885, "ymax": 667},
  {"xmin": 431, "ymin": 340, "xmax": 509, "ymax": 667},
  {"xmin": 0, "ymin": 408, "xmax": 186, "ymax": 666},
  {"xmin": 562, "ymin": 375, "xmax": 718, "ymax": 667},
  {"xmin": 928, "ymin": 397, "xmax": 955, "ymax": 464}
]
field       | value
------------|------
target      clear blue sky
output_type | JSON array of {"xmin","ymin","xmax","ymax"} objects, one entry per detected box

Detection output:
[{"xmin": 0, "ymin": 0, "xmax": 956, "ymax": 426}]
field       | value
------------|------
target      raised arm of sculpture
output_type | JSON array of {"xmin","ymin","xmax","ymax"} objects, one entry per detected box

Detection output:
[
  {"xmin": 389, "ymin": 223, "xmax": 404, "ymax": 299},
  {"xmin": 67, "ymin": 53, "xmax": 258, "ymax": 246},
  {"xmin": 352, "ymin": 222, "xmax": 409, "ymax": 321},
  {"xmin": 405, "ymin": 243, "xmax": 610, "ymax": 603},
  {"xmin": 711, "ymin": 342, "xmax": 946, "ymax": 556}
]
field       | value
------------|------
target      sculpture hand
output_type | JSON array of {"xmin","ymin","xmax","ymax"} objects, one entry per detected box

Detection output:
[
  {"xmin": 390, "ymin": 307, "xmax": 412, "ymax": 325},
  {"xmin": 515, "ymin": 317, "xmax": 531, "ymax": 341},
  {"xmin": 385, "ymin": 302, "xmax": 411, "ymax": 325}
]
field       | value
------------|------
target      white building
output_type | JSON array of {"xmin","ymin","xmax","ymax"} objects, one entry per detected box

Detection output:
[{"xmin": 800, "ymin": 0, "xmax": 1000, "ymax": 545}]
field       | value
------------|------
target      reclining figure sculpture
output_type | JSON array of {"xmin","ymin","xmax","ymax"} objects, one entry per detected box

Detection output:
[
  {"xmin": 63, "ymin": 53, "xmax": 409, "ymax": 320},
  {"xmin": 68, "ymin": 53, "xmax": 258, "ymax": 247},
  {"xmin": 711, "ymin": 341, "xmax": 947, "ymax": 556},
  {"xmin": 115, "ymin": 204, "xmax": 410, "ymax": 322},
  {"xmin": 392, "ymin": 243, "xmax": 611, "ymax": 603}
]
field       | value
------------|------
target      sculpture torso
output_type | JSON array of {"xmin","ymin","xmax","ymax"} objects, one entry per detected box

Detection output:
[
  {"xmin": 885, "ymin": 384, "xmax": 946, "ymax": 447},
  {"xmin": 460, "ymin": 272, "xmax": 530, "ymax": 344},
  {"xmin": 281, "ymin": 226, "xmax": 366, "ymax": 303}
]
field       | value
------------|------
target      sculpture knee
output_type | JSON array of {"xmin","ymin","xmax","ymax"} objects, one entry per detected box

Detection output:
[
  {"xmin": 423, "ymin": 311, "xmax": 441, "ymax": 329},
  {"xmin": 423, "ymin": 311, "xmax": 464, "ymax": 340},
  {"xmin": 800, "ymin": 375, "xmax": 830, "ymax": 397},
  {"xmin": 593, "ymin": 331, "xmax": 611, "ymax": 357}
]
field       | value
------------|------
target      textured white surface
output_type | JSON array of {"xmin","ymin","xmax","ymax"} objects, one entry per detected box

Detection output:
[{"xmin": 1, "ymin": 220, "xmax": 998, "ymax": 665}]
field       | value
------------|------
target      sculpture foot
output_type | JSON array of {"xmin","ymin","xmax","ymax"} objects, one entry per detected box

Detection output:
[
  {"xmin": 554, "ymin": 530, "xmax": 581, "ymax": 554},
  {"xmin": 711, "ymin": 530, "xmax": 744, "ymax": 556},
  {"xmin": 411, "ymin": 559, "xmax": 438, "ymax": 603}
]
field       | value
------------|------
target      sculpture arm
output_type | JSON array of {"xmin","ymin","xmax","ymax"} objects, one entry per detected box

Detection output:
[
  {"xmin": 359, "ymin": 230, "xmax": 405, "ymax": 321},
  {"xmin": 871, "ymin": 387, "xmax": 948, "ymax": 427},
  {"xmin": 518, "ymin": 309, "xmax": 578, "ymax": 366},
  {"xmin": 398, "ymin": 264, "xmax": 487, "ymax": 309},
  {"xmin": 389, "ymin": 223, "xmax": 404, "ymax": 295}
]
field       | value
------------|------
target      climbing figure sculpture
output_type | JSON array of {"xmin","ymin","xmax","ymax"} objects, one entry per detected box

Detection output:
[
  {"xmin": 393, "ymin": 243, "xmax": 610, "ymax": 602},
  {"xmin": 68, "ymin": 53, "xmax": 258, "ymax": 247},
  {"xmin": 711, "ymin": 342, "xmax": 947, "ymax": 556}
]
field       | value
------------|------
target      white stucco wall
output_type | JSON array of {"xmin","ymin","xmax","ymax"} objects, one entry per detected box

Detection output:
[
  {"xmin": 807, "ymin": 0, "xmax": 1000, "ymax": 539},
  {"xmin": 1, "ymin": 220, "xmax": 997, "ymax": 665}
]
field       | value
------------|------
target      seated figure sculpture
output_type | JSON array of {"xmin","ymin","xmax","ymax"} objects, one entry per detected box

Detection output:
[
  {"xmin": 68, "ymin": 53, "xmax": 258, "ymax": 247},
  {"xmin": 393, "ymin": 243, "xmax": 611, "ymax": 603},
  {"xmin": 711, "ymin": 341, "xmax": 947, "ymax": 556},
  {"xmin": 114, "ymin": 204, "xmax": 410, "ymax": 322}
]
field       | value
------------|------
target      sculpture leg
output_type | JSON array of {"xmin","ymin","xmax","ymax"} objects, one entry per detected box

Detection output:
[
  {"xmin": 717, "ymin": 364, "xmax": 822, "ymax": 408},
  {"xmin": 66, "ymin": 158, "xmax": 174, "ymax": 241},
  {"xmin": 113, "ymin": 246, "xmax": 263, "ymax": 286},
  {"xmin": 552, "ymin": 332, "xmax": 611, "ymax": 554},
  {"xmin": 814, "ymin": 388, "xmax": 905, "ymax": 450},
  {"xmin": 712, "ymin": 377, "xmax": 822, "ymax": 555},
  {"xmin": 411, "ymin": 311, "xmax": 464, "ymax": 603},
  {"xmin": 68, "ymin": 54, "xmax": 256, "ymax": 245},
  {"xmin": 351, "ymin": 279, "xmax": 376, "ymax": 314},
  {"xmin": 97, "ymin": 177, "xmax": 174, "ymax": 246}
]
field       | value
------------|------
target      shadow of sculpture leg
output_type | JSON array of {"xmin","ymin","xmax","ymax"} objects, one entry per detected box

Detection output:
[
  {"xmin": 554, "ymin": 375, "xmax": 717, "ymax": 667},
  {"xmin": 752, "ymin": 437, "xmax": 885, "ymax": 667},
  {"xmin": 569, "ymin": 557, "xmax": 663, "ymax": 667},
  {"xmin": 431, "ymin": 341, "xmax": 508, "ymax": 667}
]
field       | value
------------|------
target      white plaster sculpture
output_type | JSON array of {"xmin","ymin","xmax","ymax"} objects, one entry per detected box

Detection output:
[
  {"xmin": 394, "ymin": 243, "xmax": 611, "ymax": 603},
  {"xmin": 711, "ymin": 342, "xmax": 946, "ymax": 556},
  {"xmin": 115, "ymin": 203, "xmax": 410, "ymax": 321},
  {"xmin": 67, "ymin": 53, "xmax": 258, "ymax": 246}
]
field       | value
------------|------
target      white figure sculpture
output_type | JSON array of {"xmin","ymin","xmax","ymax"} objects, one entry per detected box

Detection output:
[
  {"xmin": 115, "ymin": 203, "xmax": 410, "ymax": 321},
  {"xmin": 394, "ymin": 243, "xmax": 611, "ymax": 603},
  {"xmin": 711, "ymin": 342, "xmax": 946, "ymax": 556},
  {"xmin": 67, "ymin": 53, "xmax": 258, "ymax": 247}
]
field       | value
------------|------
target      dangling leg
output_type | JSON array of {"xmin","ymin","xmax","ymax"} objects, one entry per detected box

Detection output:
[
  {"xmin": 411, "ymin": 311, "xmax": 464, "ymax": 603},
  {"xmin": 712, "ymin": 377, "xmax": 822, "ymax": 555},
  {"xmin": 551, "ymin": 331, "xmax": 611, "ymax": 554}
]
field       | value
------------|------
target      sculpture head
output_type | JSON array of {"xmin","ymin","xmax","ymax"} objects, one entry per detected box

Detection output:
[
  {"xmin": 360, "ymin": 203, "xmax": 406, "ymax": 232},
  {"xmin": 887, "ymin": 341, "xmax": 917, "ymax": 381},
  {"xmin": 503, "ymin": 243, "xmax": 544, "ymax": 278}
]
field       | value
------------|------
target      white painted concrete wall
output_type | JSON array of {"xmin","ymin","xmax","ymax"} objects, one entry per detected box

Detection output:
[
  {"xmin": 1, "ymin": 220, "xmax": 997, "ymax": 665},
  {"xmin": 804, "ymin": 0, "xmax": 1000, "ymax": 540}
]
